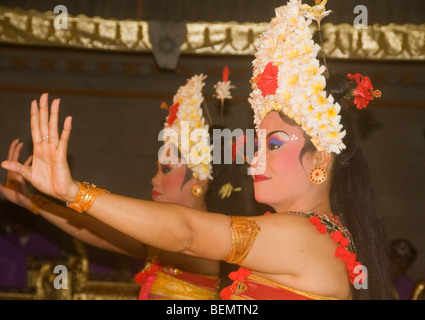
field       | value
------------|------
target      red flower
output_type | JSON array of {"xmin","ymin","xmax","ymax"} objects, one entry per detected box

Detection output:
[
  {"xmin": 255, "ymin": 62, "xmax": 279, "ymax": 97},
  {"xmin": 134, "ymin": 264, "xmax": 161, "ymax": 284},
  {"xmin": 222, "ymin": 65, "xmax": 230, "ymax": 82},
  {"xmin": 220, "ymin": 267, "xmax": 251, "ymax": 300},
  {"xmin": 309, "ymin": 216, "xmax": 327, "ymax": 234},
  {"xmin": 347, "ymin": 73, "xmax": 382, "ymax": 110},
  {"xmin": 166, "ymin": 102, "xmax": 180, "ymax": 126},
  {"xmin": 330, "ymin": 231, "xmax": 350, "ymax": 247},
  {"xmin": 228, "ymin": 267, "xmax": 251, "ymax": 282}
]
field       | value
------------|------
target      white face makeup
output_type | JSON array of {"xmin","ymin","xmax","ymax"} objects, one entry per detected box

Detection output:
[
  {"xmin": 152, "ymin": 148, "xmax": 193, "ymax": 206},
  {"xmin": 251, "ymin": 112, "xmax": 315, "ymax": 212}
]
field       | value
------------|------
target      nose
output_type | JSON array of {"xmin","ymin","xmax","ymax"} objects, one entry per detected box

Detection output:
[
  {"xmin": 151, "ymin": 170, "xmax": 160, "ymax": 187},
  {"xmin": 248, "ymin": 139, "xmax": 266, "ymax": 175}
]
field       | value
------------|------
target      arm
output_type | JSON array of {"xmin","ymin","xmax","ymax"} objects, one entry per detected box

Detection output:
[
  {"xmin": 1, "ymin": 94, "xmax": 233, "ymax": 262},
  {"xmin": 0, "ymin": 139, "xmax": 145, "ymax": 258},
  {"xmin": 1, "ymin": 94, "xmax": 322, "ymax": 277}
]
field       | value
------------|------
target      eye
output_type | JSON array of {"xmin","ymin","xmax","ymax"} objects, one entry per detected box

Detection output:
[
  {"xmin": 161, "ymin": 165, "xmax": 172, "ymax": 174},
  {"xmin": 268, "ymin": 137, "xmax": 284, "ymax": 151},
  {"xmin": 254, "ymin": 138, "xmax": 259, "ymax": 153}
]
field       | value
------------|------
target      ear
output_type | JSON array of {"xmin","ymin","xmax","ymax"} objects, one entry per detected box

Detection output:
[
  {"xmin": 314, "ymin": 151, "xmax": 332, "ymax": 170},
  {"xmin": 195, "ymin": 178, "xmax": 209, "ymax": 190}
]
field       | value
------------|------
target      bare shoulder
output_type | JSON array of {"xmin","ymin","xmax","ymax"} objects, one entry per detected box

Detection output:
[
  {"xmin": 242, "ymin": 212, "xmax": 352, "ymax": 298},
  {"xmin": 246, "ymin": 212, "xmax": 346, "ymax": 277}
]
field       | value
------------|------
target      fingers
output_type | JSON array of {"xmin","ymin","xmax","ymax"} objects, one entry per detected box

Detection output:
[
  {"xmin": 31, "ymin": 99, "xmax": 42, "ymax": 144},
  {"xmin": 1, "ymin": 160, "xmax": 31, "ymax": 182},
  {"xmin": 48, "ymin": 98, "xmax": 61, "ymax": 146},
  {"xmin": 12, "ymin": 140, "xmax": 24, "ymax": 162},
  {"xmin": 39, "ymin": 93, "xmax": 50, "ymax": 139},
  {"xmin": 24, "ymin": 155, "xmax": 33, "ymax": 166},
  {"xmin": 58, "ymin": 116, "xmax": 72, "ymax": 154},
  {"xmin": 7, "ymin": 139, "xmax": 19, "ymax": 161}
]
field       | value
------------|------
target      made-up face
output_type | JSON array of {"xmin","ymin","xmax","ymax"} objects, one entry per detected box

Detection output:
[
  {"xmin": 151, "ymin": 148, "xmax": 194, "ymax": 206},
  {"xmin": 251, "ymin": 111, "xmax": 316, "ymax": 212}
]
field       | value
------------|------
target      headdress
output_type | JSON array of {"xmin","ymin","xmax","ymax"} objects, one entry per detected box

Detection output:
[
  {"xmin": 250, "ymin": 0, "xmax": 382, "ymax": 154},
  {"xmin": 160, "ymin": 70, "xmax": 237, "ymax": 184},
  {"xmin": 249, "ymin": 0, "xmax": 343, "ymax": 154},
  {"xmin": 161, "ymin": 74, "xmax": 213, "ymax": 180}
]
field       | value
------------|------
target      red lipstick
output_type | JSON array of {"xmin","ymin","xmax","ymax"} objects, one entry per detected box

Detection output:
[
  {"xmin": 253, "ymin": 175, "xmax": 271, "ymax": 183},
  {"xmin": 152, "ymin": 190, "xmax": 161, "ymax": 199}
]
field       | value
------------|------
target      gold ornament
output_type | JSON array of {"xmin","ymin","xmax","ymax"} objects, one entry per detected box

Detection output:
[
  {"xmin": 191, "ymin": 185, "xmax": 203, "ymax": 197},
  {"xmin": 310, "ymin": 167, "xmax": 327, "ymax": 185}
]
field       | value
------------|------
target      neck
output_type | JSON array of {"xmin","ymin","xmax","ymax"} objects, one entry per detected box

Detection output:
[
  {"xmin": 273, "ymin": 184, "xmax": 332, "ymax": 215},
  {"xmin": 185, "ymin": 196, "xmax": 208, "ymax": 212}
]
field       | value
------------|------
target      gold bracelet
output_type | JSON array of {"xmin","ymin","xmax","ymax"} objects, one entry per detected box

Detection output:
[
  {"xmin": 66, "ymin": 182, "xmax": 110, "ymax": 214},
  {"xmin": 27, "ymin": 194, "xmax": 51, "ymax": 215},
  {"xmin": 224, "ymin": 216, "xmax": 261, "ymax": 265}
]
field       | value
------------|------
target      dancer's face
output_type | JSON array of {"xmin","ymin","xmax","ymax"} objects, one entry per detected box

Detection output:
[
  {"xmin": 151, "ymin": 148, "xmax": 193, "ymax": 206},
  {"xmin": 251, "ymin": 112, "xmax": 316, "ymax": 211}
]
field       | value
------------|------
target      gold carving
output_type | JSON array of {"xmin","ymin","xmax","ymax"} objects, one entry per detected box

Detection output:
[{"xmin": 1, "ymin": 6, "xmax": 424, "ymax": 60}]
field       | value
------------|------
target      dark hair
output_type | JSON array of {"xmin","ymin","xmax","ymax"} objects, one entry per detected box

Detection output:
[
  {"xmin": 204, "ymin": 124, "xmax": 258, "ymax": 217},
  {"xmin": 279, "ymin": 73, "xmax": 393, "ymax": 299},
  {"xmin": 177, "ymin": 124, "xmax": 258, "ymax": 216},
  {"xmin": 205, "ymin": 124, "xmax": 260, "ymax": 289}
]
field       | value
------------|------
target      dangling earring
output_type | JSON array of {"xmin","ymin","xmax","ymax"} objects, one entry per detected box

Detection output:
[
  {"xmin": 191, "ymin": 185, "xmax": 203, "ymax": 197},
  {"xmin": 310, "ymin": 167, "xmax": 327, "ymax": 185}
]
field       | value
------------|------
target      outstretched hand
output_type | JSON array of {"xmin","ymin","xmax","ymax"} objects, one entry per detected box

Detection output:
[
  {"xmin": 1, "ymin": 93, "xmax": 79, "ymax": 203},
  {"xmin": 0, "ymin": 139, "xmax": 34, "ymax": 208}
]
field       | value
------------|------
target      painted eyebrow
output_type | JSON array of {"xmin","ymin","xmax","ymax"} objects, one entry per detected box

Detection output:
[{"xmin": 266, "ymin": 130, "xmax": 290, "ymax": 138}]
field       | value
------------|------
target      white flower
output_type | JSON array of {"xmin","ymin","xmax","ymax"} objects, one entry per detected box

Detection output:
[
  {"xmin": 214, "ymin": 81, "xmax": 235, "ymax": 103},
  {"xmin": 300, "ymin": 0, "xmax": 332, "ymax": 29},
  {"xmin": 249, "ymin": 0, "xmax": 344, "ymax": 154},
  {"xmin": 164, "ymin": 74, "xmax": 213, "ymax": 180}
]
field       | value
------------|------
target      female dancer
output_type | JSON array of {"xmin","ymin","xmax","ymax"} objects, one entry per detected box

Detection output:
[
  {"xmin": 0, "ymin": 74, "xmax": 248, "ymax": 299},
  {"xmin": 2, "ymin": 0, "xmax": 392, "ymax": 299}
]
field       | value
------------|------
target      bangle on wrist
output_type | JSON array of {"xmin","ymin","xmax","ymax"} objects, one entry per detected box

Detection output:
[
  {"xmin": 66, "ymin": 181, "xmax": 110, "ymax": 214},
  {"xmin": 27, "ymin": 194, "xmax": 51, "ymax": 215}
]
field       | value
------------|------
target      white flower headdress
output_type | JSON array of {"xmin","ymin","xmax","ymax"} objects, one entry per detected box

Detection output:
[
  {"xmin": 161, "ymin": 74, "xmax": 213, "ymax": 180},
  {"xmin": 249, "ymin": 0, "xmax": 346, "ymax": 154}
]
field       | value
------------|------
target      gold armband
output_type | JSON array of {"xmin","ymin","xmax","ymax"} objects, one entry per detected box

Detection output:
[
  {"xmin": 27, "ymin": 194, "xmax": 51, "ymax": 215},
  {"xmin": 224, "ymin": 216, "xmax": 261, "ymax": 264},
  {"xmin": 66, "ymin": 182, "xmax": 110, "ymax": 214}
]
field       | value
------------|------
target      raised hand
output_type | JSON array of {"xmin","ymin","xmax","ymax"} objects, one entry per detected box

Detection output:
[
  {"xmin": 0, "ymin": 139, "xmax": 34, "ymax": 208},
  {"xmin": 1, "ymin": 93, "xmax": 79, "ymax": 203}
]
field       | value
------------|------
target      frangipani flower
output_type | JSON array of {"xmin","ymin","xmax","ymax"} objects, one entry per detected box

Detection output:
[
  {"xmin": 163, "ymin": 74, "xmax": 213, "ymax": 180},
  {"xmin": 249, "ymin": 0, "xmax": 346, "ymax": 154},
  {"xmin": 300, "ymin": 0, "xmax": 332, "ymax": 30},
  {"xmin": 218, "ymin": 183, "xmax": 242, "ymax": 199},
  {"xmin": 214, "ymin": 65, "xmax": 235, "ymax": 103},
  {"xmin": 214, "ymin": 65, "xmax": 236, "ymax": 125}
]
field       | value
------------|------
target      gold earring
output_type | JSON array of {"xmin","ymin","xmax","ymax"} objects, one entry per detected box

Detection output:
[
  {"xmin": 191, "ymin": 185, "xmax": 203, "ymax": 197},
  {"xmin": 310, "ymin": 167, "xmax": 327, "ymax": 185}
]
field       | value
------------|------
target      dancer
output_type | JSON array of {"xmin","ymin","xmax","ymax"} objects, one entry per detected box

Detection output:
[
  {"xmin": 2, "ymin": 0, "xmax": 392, "ymax": 299},
  {"xmin": 0, "ymin": 74, "xmax": 248, "ymax": 299}
]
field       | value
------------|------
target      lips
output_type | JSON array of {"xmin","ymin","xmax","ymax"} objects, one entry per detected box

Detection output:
[
  {"xmin": 253, "ymin": 175, "xmax": 271, "ymax": 183},
  {"xmin": 152, "ymin": 190, "xmax": 161, "ymax": 199}
]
